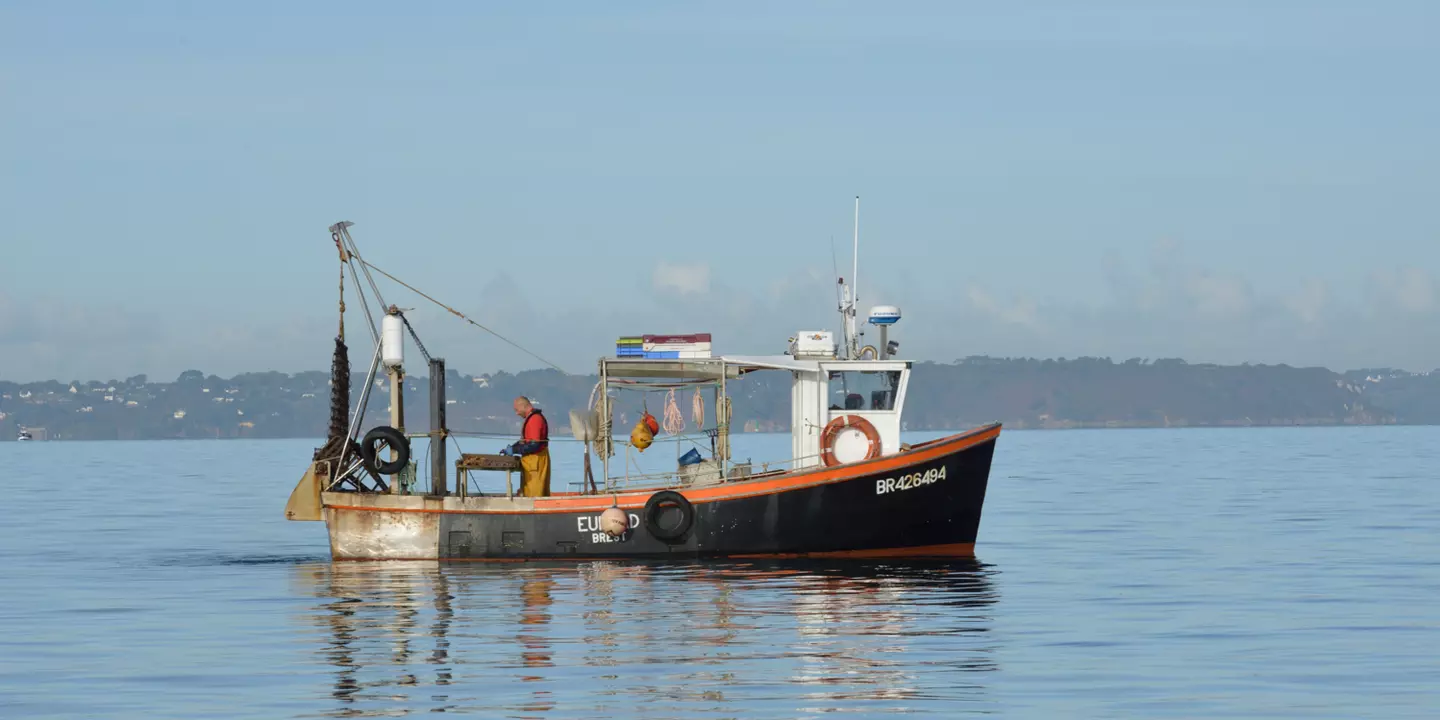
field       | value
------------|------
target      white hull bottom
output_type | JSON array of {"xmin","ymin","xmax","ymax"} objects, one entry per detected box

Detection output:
[{"xmin": 324, "ymin": 496, "xmax": 443, "ymax": 560}]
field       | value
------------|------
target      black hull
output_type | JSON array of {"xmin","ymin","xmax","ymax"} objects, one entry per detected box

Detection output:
[{"xmin": 323, "ymin": 424, "xmax": 1000, "ymax": 560}]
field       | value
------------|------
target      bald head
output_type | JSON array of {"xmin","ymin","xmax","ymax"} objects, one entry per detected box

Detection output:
[{"xmin": 513, "ymin": 396, "xmax": 532, "ymax": 418}]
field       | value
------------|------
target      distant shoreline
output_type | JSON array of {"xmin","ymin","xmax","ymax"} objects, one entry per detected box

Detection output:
[
  {"xmin": 3, "ymin": 357, "xmax": 1430, "ymax": 441},
  {"xmin": 5, "ymin": 420, "xmax": 1422, "ymax": 443}
]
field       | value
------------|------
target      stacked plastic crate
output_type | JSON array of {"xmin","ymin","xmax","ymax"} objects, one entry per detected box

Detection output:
[
  {"xmin": 615, "ymin": 334, "xmax": 712, "ymax": 359},
  {"xmin": 615, "ymin": 336, "xmax": 644, "ymax": 357}
]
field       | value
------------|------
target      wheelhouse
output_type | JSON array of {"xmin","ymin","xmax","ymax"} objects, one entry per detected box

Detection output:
[{"xmin": 595, "ymin": 355, "xmax": 912, "ymax": 488}]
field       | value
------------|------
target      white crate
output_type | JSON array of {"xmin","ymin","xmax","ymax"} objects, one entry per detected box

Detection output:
[{"xmin": 790, "ymin": 331, "xmax": 836, "ymax": 358}]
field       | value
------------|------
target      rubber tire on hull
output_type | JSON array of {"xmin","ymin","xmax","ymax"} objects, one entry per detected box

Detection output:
[
  {"xmin": 643, "ymin": 490, "xmax": 695, "ymax": 542},
  {"xmin": 361, "ymin": 426, "xmax": 411, "ymax": 475}
]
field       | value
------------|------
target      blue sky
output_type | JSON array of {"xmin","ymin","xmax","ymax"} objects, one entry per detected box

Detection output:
[{"xmin": 2, "ymin": 1, "xmax": 1437, "ymax": 381}]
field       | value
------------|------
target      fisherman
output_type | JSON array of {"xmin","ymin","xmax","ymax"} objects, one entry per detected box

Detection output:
[{"xmin": 501, "ymin": 396, "xmax": 551, "ymax": 497}]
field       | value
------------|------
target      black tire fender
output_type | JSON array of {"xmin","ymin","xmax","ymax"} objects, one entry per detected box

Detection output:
[
  {"xmin": 643, "ymin": 490, "xmax": 695, "ymax": 542},
  {"xmin": 360, "ymin": 426, "xmax": 410, "ymax": 475}
]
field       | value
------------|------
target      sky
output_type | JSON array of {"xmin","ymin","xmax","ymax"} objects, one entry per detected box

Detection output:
[{"xmin": 2, "ymin": 1, "xmax": 1438, "ymax": 382}]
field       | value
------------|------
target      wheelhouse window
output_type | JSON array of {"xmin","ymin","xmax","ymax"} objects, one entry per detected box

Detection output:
[{"xmin": 828, "ymin": 371, "xmax": 901, "ymax": 411}]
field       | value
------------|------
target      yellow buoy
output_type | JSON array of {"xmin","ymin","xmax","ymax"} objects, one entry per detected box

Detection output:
[{"xmin": 630, "ymin": 419, "xmax": 655, "ymax": 451}]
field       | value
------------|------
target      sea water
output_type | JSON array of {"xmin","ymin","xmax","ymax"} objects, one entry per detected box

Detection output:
[{"xmin": 1, "ymin": 427, "xmax": 1437, "ymax": 718}]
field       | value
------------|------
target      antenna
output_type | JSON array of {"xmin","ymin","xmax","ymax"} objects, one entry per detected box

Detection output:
[
  {"xmin": 848, "ymin": 196, "xmax": 861, "ymax": 359},
  {"xmin": 852, "ymin": 196, "xmax": 860, "ymax": 314}
]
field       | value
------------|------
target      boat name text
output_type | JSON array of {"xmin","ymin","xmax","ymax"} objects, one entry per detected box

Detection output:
[
  {"xmin": 577, "ymin": 513, "xmax": 641, "ymax": 544},
  {"xmin": 876, "ymin": 465, "xmax": 946, "ymax": 495}
]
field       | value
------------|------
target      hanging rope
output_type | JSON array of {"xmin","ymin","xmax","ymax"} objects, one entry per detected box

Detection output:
[
  {"xmin": 716, "ymin": 396, "xmax": 732, "ymax": 460},
  {"xmin": 662, "ymin": 389, "xmax": 685, "ymax": 435},
  {"xmin": 692, "ymin": 388, "xmax": 705, "ymax": 429},
  {"xmin": 588, "ymin": 381, "xmax": 612, "ymax": 460},
  {"xmin": 588, "ymin": 381, "xmax": 603, "ymax": 411},
  {"xmin": 354, "ymin": 257, "xmax": 566, "ymax": 373},
  {"xmin": 336, "ymin": 256, "xmax": 347, "ymax": 341}
]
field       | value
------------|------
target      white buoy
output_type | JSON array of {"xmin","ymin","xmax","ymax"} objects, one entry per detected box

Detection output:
[
  {"xmin": 600, "ymin": 507, "xmax": 629, "ymax": 537},
  {"xmin": 381, "ymin": 313, "xmax": 405, "ymax": 368}
]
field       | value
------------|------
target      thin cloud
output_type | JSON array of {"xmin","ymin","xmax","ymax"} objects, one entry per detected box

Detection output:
[
  {"xmin": 6, "ymin": 251, "xmax": 1440, "ymax": 381},
  {"xmin": 652, "ymin": 261, "xmax": 711, "ymax": 296},
  {"xmin": 1368, "ymin": 267, "xmax": 1435, "ymax": 314}
]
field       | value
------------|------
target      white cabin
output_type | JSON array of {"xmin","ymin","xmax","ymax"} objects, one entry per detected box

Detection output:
[
  {"xmin": 724, "ymin": 356, "xmax": 909, "ymax": 468},
  {"xmin": 597, "ymin": 354, "xmax": 912, "ymax": 481},
  {"xmin": 794, "ymin": 359, "xmax": 910, "ymax": 468}
]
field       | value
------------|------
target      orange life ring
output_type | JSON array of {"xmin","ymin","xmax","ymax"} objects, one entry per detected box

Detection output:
[{"xmin": 819, "ymin": 415, "xmax": 883, "ymax": 467}]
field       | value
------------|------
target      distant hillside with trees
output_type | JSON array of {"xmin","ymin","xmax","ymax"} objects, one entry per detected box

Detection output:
[{"xmin": 1, "ymin": 356, "xmax": 1424, "ymax": 441}]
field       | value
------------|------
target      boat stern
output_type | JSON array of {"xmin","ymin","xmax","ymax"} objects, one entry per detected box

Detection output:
[{"xmin": 322, "ymin": 493, "xmax": 442, "ymax": 560}]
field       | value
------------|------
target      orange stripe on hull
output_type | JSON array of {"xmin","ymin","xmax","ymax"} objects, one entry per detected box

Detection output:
[{"xmin": 729, "ymin": 542, "xmax": 975, "ymax": 559}]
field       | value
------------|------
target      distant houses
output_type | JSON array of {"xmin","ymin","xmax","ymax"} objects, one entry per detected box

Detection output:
[{"xmin": 4, "ymin": 358, "xmax": 1438, "ymax": 441}]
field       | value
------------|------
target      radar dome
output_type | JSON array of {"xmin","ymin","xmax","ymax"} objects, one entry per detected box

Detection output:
[{"xmin": 867, "ymin": 305, "xmax": 901, "ymax": 325}]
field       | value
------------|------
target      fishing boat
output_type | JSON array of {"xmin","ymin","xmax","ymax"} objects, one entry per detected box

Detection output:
[
  {"xmin": 286, "ymin": 207, "xmax": 1001, "ymax": 560},
  {"xmin": 16, "ymin": 428, "xmax": 32, "ymax": 442}
]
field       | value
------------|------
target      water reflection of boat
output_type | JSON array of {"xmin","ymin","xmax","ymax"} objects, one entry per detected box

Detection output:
[
  {"xmin": 293, "ymin": 560, "xmax": 997, "ymax": 716},
  {"xmin": 515, "ymin": 573, "xmax": 557, "ymax": 715},
  {"xmin": 293, "ymin": 561, "xmax": 455, "ymax": 713},
  {"xmin": 788, "ymin": 562, "xmax": 999, "ymax": 706}
]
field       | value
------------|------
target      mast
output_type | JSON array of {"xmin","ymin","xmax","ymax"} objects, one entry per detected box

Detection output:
[
  {"xmin": 833, "ymin": 197, "xmax": 864, "ymax": 360},
  {"xmin": 853, "ymin": 195, "xmax": 860, "ymax": 322},
  {"xmin": 429, "ymin": 357, "xmax": 447, "ymax": 496},
  {"xmin": 383, "ymin": 307, "xmax": 406, "ymax": 494},
  {"xmin": 849, "ymin": 196, "xmax": 861, "ymax": 359}
]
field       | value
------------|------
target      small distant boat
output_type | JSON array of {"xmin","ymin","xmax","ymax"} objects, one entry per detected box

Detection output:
[{"xmin": 16, "ymin": 428, "xmax": 32, "ymax": 441}]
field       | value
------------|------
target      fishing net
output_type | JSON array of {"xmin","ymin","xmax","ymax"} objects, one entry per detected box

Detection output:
[{"xmin": 313, "ymin": 335, "xmax": 352, "ymax": 464}]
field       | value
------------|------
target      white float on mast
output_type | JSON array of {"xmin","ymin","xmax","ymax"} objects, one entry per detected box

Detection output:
[
  {"xmin": 381, "ymin": 311, "xmax": 405, "ymax": 369},
  {"xmin": 381, "ymin": 307, "xmax": 406, "ymax": 494}
]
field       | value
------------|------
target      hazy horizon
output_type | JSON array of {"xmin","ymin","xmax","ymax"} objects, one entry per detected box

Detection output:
[
  {"xmin": 4, "ymin": 2, "xmax": 1437, "ymax": 381},
  {"xmin": 0, "ymin": 350, "xmax": 1429, "ymax": 387}
]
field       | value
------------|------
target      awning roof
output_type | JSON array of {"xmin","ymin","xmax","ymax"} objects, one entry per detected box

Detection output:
[
  {"xmin": 720, "ymin": 355, "xmax": 824, "ymax": 373},
  {"xmin": 600, "ymin": 355, "xmax": 823, "ymax": 381}
]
